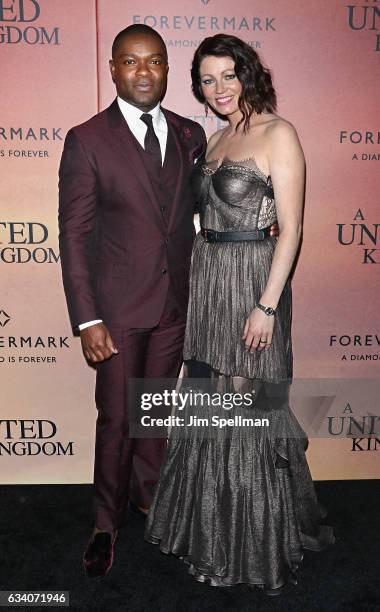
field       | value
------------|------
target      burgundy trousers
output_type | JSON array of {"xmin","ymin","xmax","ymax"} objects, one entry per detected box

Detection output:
[{"xmin": 93, "ymin": 287, "xmax": 186, "ymax": 531}]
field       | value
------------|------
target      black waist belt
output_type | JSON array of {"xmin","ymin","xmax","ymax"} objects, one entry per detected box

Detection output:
[{"xmin": 201, "ymin": 227, "xmax": 271, "ymax": 243}]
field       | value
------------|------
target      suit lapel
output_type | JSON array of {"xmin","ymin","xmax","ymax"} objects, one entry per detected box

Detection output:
[
  {"xmin": 162, "ymin": 109, "xmax": 185, "ymax": 230},
  {"xmin": 106, "ymin": 99, "xmax": 162, "ymax": 222}
]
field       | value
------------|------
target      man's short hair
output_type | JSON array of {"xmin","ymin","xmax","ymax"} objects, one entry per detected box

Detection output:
[{"xmin": 112, "ymin": 24, "xmax": 167, "ymax": 59}]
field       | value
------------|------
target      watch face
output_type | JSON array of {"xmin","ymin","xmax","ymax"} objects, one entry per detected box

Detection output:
[{"xmin": 266, "ymin": 307, "xmax": 275, "ymax": 316}]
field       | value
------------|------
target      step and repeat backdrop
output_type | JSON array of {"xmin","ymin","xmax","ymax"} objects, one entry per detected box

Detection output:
[{"xmin": 0, "ymin": 0, "xmax": 379, "ymax": 483}]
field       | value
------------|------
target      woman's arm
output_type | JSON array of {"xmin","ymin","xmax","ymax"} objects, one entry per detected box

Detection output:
[
  {"xmin": 260, "ymin": 120, "xmax": 305, "ymax": 307},
  {"xmin": 243, "ymin": 120, "xmax": 305, "ymax": 352}
]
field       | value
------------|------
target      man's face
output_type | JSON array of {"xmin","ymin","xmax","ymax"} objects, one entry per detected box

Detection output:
[{"xmin": 109, "ymin": 33, "xmax": 168, "ymax": 112}]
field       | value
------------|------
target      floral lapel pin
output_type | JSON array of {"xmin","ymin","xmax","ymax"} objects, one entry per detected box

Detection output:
[{"xmin": 182, "ymin": 126, "xmax": 192, "ymax": 140}]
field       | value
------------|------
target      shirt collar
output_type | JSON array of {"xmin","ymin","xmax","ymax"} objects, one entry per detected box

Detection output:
[{"xmin": 117, "ymin": 96, "xmax": 162, "ymax": 125}]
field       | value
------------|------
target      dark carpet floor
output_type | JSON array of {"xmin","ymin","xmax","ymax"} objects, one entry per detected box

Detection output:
[{"xmin": 0, "ymin": 481, "xmax": 379, "ymax": 612}]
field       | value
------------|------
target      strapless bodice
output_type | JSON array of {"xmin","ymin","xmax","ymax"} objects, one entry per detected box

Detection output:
[{"xmin": 191, "ymin": 156, "xmax": 277, "ymax": 232}]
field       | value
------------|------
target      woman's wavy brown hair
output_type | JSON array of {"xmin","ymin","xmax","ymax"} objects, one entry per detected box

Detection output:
[{"xmin": 191, "ymin": 34, "xmax": 277, "ymax": 132}]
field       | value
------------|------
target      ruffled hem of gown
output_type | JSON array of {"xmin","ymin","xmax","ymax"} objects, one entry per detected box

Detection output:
[
  {"xmin": 145, "ymin": 520, "xmax": 335, "ymax": 591},
  {"xmin": 144, "ymin": 364, "xmax": 335, "ymax": 591}
]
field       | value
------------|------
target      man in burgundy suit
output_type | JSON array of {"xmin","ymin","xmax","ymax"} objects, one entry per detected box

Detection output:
[{"xmin": 58, "ymin": 24, "xmax": 207, "ymax": 577}]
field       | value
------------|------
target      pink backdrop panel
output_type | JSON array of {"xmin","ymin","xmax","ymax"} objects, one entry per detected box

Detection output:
[
  {"xmin": 96, "ymin": 0, "xmax": 380, "ymax": 480},
  {"xmin": 0, "ymin": 0, "xmax": 98, "ymax": 483}
]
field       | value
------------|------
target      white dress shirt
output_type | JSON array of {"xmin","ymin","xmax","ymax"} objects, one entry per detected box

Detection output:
[
  {"xmin": 78, "ymin": 98, "xmax": 168, "ymax": 331},
  {"xmin": 117, "ymin": 96, "xmax": 168, "ymax": 162}
]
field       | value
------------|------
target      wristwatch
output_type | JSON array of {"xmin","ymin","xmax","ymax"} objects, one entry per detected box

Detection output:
[{"xmin": 256, "ymin": 303, "xmax": 276, "ymax": 316}]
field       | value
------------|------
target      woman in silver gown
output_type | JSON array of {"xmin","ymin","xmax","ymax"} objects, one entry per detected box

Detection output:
[{"xmin": 145, "ymin": 34, "xmax": 334, "ymax": 596}]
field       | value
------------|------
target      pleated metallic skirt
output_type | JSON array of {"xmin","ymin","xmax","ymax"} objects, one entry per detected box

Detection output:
[{"xmin": 183, "ymin": 233, "xmax": 293, "ymax": 382}]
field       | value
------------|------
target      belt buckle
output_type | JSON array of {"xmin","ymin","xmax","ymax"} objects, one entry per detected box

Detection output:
[
  {"xmin": 203, "ymin": 228, "xmax": 212, "ymax": 242},
  {"xmin": 254, "ymin": 229, "xmax": 265, "ymax": 240}
]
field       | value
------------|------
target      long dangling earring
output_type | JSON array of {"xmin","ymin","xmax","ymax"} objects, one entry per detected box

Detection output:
[{"xmin": 204, "ymin": 102, "xmax": 208, "ymax": 117}]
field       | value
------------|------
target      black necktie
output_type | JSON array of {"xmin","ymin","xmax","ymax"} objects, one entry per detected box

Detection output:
[{"xmin": 140, "ymin": 113, "xmax": 162, "ymax": 168}]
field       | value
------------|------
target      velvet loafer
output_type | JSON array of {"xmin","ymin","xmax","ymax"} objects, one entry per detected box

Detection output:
[{"xmin": 83, "ymin": 531, "xmax": 116, "ymax": 578}]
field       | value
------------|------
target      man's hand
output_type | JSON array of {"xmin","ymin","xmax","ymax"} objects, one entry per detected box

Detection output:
[
  {"xmin": 269, "ymin": 222, "xmax": 279, "ymax": 237},
  {"xmin": 80, "ymin": 323, "xmax": 118, "ymax": 363}
]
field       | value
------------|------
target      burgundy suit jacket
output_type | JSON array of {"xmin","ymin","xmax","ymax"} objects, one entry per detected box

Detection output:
[{"xmin": 58, "ymin": 99, "xmax": 207, "ymax": 330}]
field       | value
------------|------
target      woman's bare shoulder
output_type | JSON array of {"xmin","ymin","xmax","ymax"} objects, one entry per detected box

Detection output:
[
  {"xmin": 206, "ymin": 126, "xmax": 228, "ymax": 156},
  {"xmin": 264, "ymin": 115, "xmax": 300, "ymax": 144},
  {"xmin": 265, "ymin": 116, "xmax": 305, "ymax": 168}
]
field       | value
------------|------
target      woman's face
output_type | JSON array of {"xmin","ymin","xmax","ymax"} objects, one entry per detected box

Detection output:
[{"xmin": 199, "ymin": 55, "xmax": 242, "ymax": 117}]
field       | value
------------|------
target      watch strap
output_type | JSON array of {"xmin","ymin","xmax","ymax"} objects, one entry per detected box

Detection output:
[{"xmin": 257, "ymin": 303, "xmax": 276, "ymax": 316}]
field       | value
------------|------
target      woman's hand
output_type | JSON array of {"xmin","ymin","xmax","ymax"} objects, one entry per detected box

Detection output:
[{"xmin": 242, "ymin": 307, "xmax": 274, "ymax": 353}]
